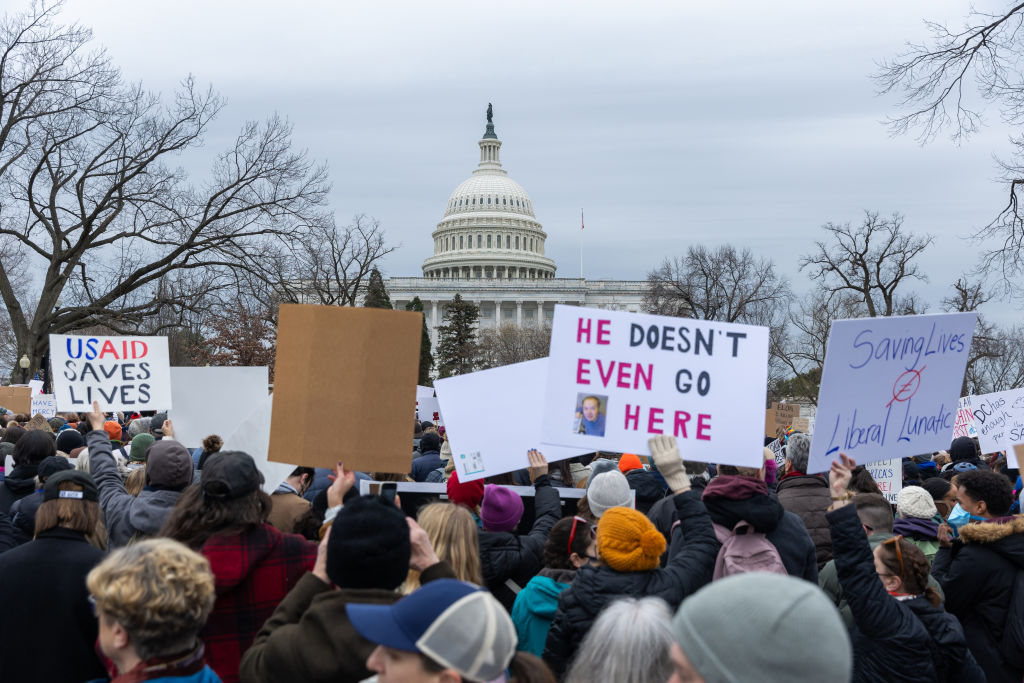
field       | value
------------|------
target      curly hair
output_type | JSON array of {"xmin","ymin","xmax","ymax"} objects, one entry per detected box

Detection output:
[
  {"xmin": 543, "ymin": 516, "xmax": 594, "ymax": 570},
  {"xmin": 876, "ymin": 537, "xmax": 941, "ymax": 607},
  {"xmin": 86, "ymin": 538, "xmax": 215, "ymax": 660},
  {"xmin": 956, "ymin": 470, "xmax": 1014, "ymax": 516}
]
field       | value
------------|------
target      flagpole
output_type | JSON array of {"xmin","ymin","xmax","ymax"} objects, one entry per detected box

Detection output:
[{"xmin": 579, "ymin": 208, "xmax": 584, "ymax": 282}]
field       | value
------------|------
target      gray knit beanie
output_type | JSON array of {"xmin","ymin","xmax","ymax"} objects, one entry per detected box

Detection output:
[
  {"xmin": 586, "ymin": 470, "xmax": 633, "ymax": 518},
  {"xmin": 672, "ymin": 573, "xmax": 851, "ymax": 683}
]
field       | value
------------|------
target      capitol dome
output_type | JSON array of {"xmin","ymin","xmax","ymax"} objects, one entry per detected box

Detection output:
[{"xmin": 422, "ymin": 109, "xmax": 556, "ymax": 280}]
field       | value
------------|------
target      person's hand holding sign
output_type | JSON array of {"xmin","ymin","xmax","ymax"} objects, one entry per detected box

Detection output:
[
  {"xmin": 527, "ymin": 449, "xmax": 548, "ymax": 483},
  {"xmin": 648, "ymin": 435, "xmax": 690, "ymax": 494},
  {"xmin": 326, "ymin": 461, "xmax": 356, "ymax": 508},
  {"xmin": 829, "ymin": 453, "xmax": 856, "ymax": 510}
]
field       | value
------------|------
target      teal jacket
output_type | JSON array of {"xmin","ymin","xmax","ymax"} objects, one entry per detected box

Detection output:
[{"xmin": 511, "ymin": 568, "xmax": 576, "ymax": 657}]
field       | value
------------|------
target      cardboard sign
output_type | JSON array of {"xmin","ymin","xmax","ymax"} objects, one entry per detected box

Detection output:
[
  {"xmin": 49, "ymin": 334, "xmax": 171, "ymax": 411},
  {"xmin": 169, "ymin": 367, "xmax": 269, "ymax": 449},
  {"xmin": 30, "ymin": 394, "xmax": 57, "ymax": 419},
  {"xmin": 952, "ymin": 396, "xmax": 979, "ymax": 439},
  {"xmin": 765, "ymin": 402, "xmax": 801, "ymax": 439},
  {"xmin": 0, "ymin": 386, "xmax": 31, "ymax": 414},
  {"xmin": 434, "ymin": 359, "xmax": 591, "ymax": 481},
  {"xmin": 269, "ymin": 304, "xmax": 421, "ymax": 473},
  {"xmin": 808, "ymin": 312, "xmax": 976, "ymax": 473},
  {"xmin": 223, "ymin": 395, "xmax": 296, "ymax": 495},
  {"xmin": 866, "ymin": 458, "xmax": 901, "ymax": 505},
  {"xmin": 967, "ymin": 389, "xmax": 1024, "ymax": 456},
  {"xmin": 416, "ymin": 396, "xmax": 442, "ymax": 424},
  {"xmin": 541, "ymin": 305, "xmax": 770, "ymax": 467}
]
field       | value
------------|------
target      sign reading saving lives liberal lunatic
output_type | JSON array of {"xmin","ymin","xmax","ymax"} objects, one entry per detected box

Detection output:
[
  {"xmin": 50, "ymin": 334, "xmax": 171, "ymax": 411},
  {"xmin": 807, "ymin": 312, "xmax": 976, "ymax": 474},
  {"xmin": 541, "ymin": 305, "xmax": 770, "ymax": 468}
]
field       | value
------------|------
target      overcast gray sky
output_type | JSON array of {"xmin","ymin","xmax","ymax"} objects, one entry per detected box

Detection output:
[{"xmin": 61, "ymin": 0, "xmax": 1019, "ymax": 321}]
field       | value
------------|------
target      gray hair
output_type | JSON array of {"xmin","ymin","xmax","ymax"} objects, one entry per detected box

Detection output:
[
  {"xmin": 786, "ymin": 433, "xmax": 811, "ymax": 474},
  {"xmin": 565, "ymin": 597, "xmax": 674, "ymax": 683}
]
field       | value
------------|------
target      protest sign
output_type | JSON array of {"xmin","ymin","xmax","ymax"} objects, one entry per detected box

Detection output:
[
  {"xmin": 967, "ymin": 389, "xmax": 1024, "ymax": 457},
  {"xmin": 540, "ymin": 305, "xmax": 770, "ymax": 467},
  {"xmin": 49, "ymin": 334, "xmax": 171, "ymax": 411},
  {"xmin": 169, "ymin": 367, "xmax": 268, "ymax": 449},
  {"xmin": 808, "ymin": 312, "xmax": 976, "ymax": 473},
  {"xmin": 416, "ymin": 396, "xmax": 442, "ymax": 424},
  {"xmin": 223, "ymin": 395, "xmax": 296, "ymax": 495},
  {"xmin": 0, "ymin": 386, "xmax": 31, "ymax": 414},
  {"xmin": 435, "ymin": 359, "xmax": 591, "ymax": 481},
  {"xmin": 767, "ymin": 438, "xmax": 786, "ymax": 469},
  {"xmin": 28, "ymin": 379, "xmax": 43, "ymax": 395},
  {"xmin": 866, "ymin": 458, "xmax": 901, "ymax": 505},
  {"xmin": 952, "ymin": 396, "xmax": 979, "ymax": 439},
  {"xmin": 269, "ymin": 304, "xmax": 421, "ymax": 472},
  {"xmin": 30, "ymin": 394, "xmax": 57, "ymax": 419},
  {"xmin": 765, "ymin": 402, "xmax": 801, "ymax": 439},
  {"xmin": 417, "ymin": 385, "xmax": 435, "ymax": 399}
]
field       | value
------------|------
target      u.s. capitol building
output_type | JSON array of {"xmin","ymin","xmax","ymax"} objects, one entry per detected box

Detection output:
[{"xmin": 387, "ymin": 109, "xmax": 646, "ymax": 344}]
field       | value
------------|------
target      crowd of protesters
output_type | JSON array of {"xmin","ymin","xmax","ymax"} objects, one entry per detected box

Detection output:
[{"xmin": 0, "ymin": 401, "xmax": 1021, "ymax": 683}]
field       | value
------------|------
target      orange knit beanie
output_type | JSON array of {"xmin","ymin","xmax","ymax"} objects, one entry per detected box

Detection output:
[
  {"xmin": 597, "ymin": 506, "xmax": 666, "ymax": 572},
  {"xmin": 618, "ymin": 453, "xmax": 643, "ymax": 474}
]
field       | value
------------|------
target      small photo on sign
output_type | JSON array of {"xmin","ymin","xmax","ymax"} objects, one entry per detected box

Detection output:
[{"xmin": 575, "ymin": 393, "xmax": 608, "ymax": 437}]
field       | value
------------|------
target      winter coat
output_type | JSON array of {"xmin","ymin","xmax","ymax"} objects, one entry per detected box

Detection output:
[
  {"xmin": 647, "ymin": 477, "xmax": 708, "ymax": 567},
  {"xmin": 511, "ymin": 567, "xmax": 576, "ymax": 657},
  {"xmin": 88, "ymin": 430, "xmax": 184, "ymax": 547},
  {"xmin": 200, "ymin": 523, "xmax": 317, "ymax": 683},
  {"xmin": 0, "ymin": 463, "xmax": 37, "ymax": 514},
  {"xmin": 829, "ymin": 502, "xmax": 945, "ymax": 682},
  {"xmin": 0, "ymin": 510, "xmax": 20, "ymax": 553},
  {"xmin": 932, "ymin": 514, "xmax": 1024, "ymax": 683},
  {"xmin": 776, "ymin": 473, "xmax": 833, "ymax": 568},
  {"xmin": 904, "ymin": 597, "xmax": 986, "ymax": 683},
  {"xmin": 238, "ymin": 561, "xmax": 455, "ymax": 683},
  {"xmin": 267, "ymin": 489, "xmax": 310, "ymax": 534},
  {"xmin": 89, "ymin": 643, "xmax": 224, "ymax": 683},
  {"xmin": 893, "ymin": 516, "xmax": 941, "ymax": 563},
  {"xmin": 410, "ymin": 450, "xmax": 443, "ymax": 482},
  {"xmin": 624, "ymin": 468, "xmax": 665, "ymax": 514},
  {"xmin": 479, "ymin": 475, "xmax": 561, "ymax": 610},
  {"xmin": 8, "ymin": 489, "xmax": 41, "ymax": 544},
  {"xmin": 543, "ymin": 490, "xmax": 718, "ymax": 678},
  {"xmin": 702, "ymin": 475, "xmax": 818, "ymax": 582},
  {"xmin": 0, "ymin": 527, "xmax": 107, "ymax": 682}
]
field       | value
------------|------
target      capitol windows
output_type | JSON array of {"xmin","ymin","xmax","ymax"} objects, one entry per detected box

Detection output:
[
  {"xmin": 515, "ymin": 236, "xmax": 520, "ymax": 249},
  {"xmin": 487, "ymin": 234, "xmax": 492, "ymax": 248},
  {"xmin": 487, "ymin": 197, "xmax": 491, "ymax": 204},
  {"xmin": 506, "ymin": 235, "xmax": 511, "ymax": 248},
  {"xmin": 477, "ymin": 234, "xmax": 482, "ymax": 248},
  {"xmin": 460, "ymin": 235, "xmax": 464, "ymax": 249}
]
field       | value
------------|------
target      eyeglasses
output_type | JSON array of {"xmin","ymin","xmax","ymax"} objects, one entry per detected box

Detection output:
[
  {"xmin": 568, "ymin": 515, "xmax": 596, "ymax": 557},
  {"xmin": 881, "ymin": 535, "xmax": 905, "ymax": 577}
]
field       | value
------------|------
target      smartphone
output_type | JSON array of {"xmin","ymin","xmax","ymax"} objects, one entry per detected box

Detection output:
[{"xmin": 380, "ymin": 482, "xmax": 398, "ymax": 504}]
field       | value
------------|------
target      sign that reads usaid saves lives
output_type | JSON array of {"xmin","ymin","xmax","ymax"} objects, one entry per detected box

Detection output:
[
  {"xmin": 50, "ymin": 335, "xmax": 171, "ymax": 411},
  {"xmin": 807, "ymin": 313, "xmax": 976, "ymax": 474}
]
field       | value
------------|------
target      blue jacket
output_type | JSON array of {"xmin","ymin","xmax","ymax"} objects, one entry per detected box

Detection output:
[
  {"xmin": 411, "ymin": 451, "xmax": 443, "ymax": 482},
  {"xmin": 88, "ymin": 665, "xmax": 222, "ymax": 682},
  {"xmin": 511, "ymin": 569, "xmax": 575, "ymax": 657}
]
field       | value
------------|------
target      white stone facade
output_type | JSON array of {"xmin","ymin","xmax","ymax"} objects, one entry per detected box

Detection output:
[{"xmin": 387, "ymin": 112, "xmax": 646, "ymax": 345}]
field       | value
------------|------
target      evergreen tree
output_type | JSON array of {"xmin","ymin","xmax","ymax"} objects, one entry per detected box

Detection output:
[
  {"xmin": 405, "ymin": 297, "xmax": 434, "ymax": 385},
  {"xmin": 363, "ymin": 267, "xmax": 393, "ymax": 309},
  {"xmin": 436, "ymin": 294, "xmax": 479, "ymax": 378}
]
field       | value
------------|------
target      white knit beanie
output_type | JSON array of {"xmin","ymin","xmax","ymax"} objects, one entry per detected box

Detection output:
[
  {"xmin": 586, "ymin": 470, "xmax": 633, "ymax": 518},
  {"xmin": 897, "ymin": 485, "xmax": 937, "ymax": 520}
]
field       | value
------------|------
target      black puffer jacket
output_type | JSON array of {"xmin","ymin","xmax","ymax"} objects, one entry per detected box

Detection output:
[
  {"xmin": 479, "ymin": 476, "xmax": 560, "ymax": 611},
  {"xmin": 647, "ymin": 476, "xmax": 708, "ymax": 567},
  {"xmin": 624, "ymin": 468, "xmax": 665, "ymax": 514},
  {"xmin": 829, "ymin": 503, "xmax": 941, "ymax": 683},
  {"xmin": 776, "ymin": 473, "xmax": 833, "ymax": 569},
  {"xmin": 0, "ymin": 465, "xmax": 36, "ymax": 514},
  {"xmin": 904, "ymin": 597, "xmax": 986, "ymax": 683},
  {"xmin": 932, "ymin": 515, "xmax": 1024, "ymax": 683},
  {"xmin": 542, "ymin": 490, "xmax": 717, "ymax": 678}
]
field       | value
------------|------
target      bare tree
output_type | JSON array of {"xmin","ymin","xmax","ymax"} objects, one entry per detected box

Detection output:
[
  {"xmin": 799, "ymin": 211, "xmax": 933, "ymax": 318},
  {"xmin": 0, "ymin": 3, "xmax": 331, "ymax": 376},
  {"xmin": 477, "ymin": 323, "xmax": 551, "ymax": 370}
]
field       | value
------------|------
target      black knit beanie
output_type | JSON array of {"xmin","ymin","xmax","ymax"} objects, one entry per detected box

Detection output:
[{"xmin": 326, "ymin": 494, "xmax": 410, "ymax": 589}]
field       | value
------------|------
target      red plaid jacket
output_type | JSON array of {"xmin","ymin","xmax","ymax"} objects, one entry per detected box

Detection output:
[{"xmin": 200, "ymin": 523, "xmax": 316, "ymax": 683}]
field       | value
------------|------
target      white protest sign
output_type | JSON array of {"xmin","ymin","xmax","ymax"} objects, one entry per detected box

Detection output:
[
  {"xmin": 416, "ymin": 396, "xmax": 442, "ymax": 424},
  {"xmin": 30, "ymin": 394, "xmax": 57, "ymax": 419},
  {"xmin": 435, "ymin": 359, "xmax": 591, "ymax": 481},
  {"xmin": 50, "ymin": 334, "xmax": 171, "ymax": 412},
  {"xmin": 967, "ymin": 389, "xmax": 1024, "ymax": 457},
  {"xmin": 169, "ymin": 367, "xmax": 268, "ymax": 449},
  {"xmin": 540, "ymin": 305, "xmax": 770, "ymax": 467},
  {"xmin": 222, "ymin": 395, "xmax": 296, "ymax": 495},
  {"xmin": 808, "ymin": 312, "xmax": 976, "ymax": 474},
  {"xmin": 768, "ymin": 438, "xmax": 786, "ymax": 469},
  {"xmin": 866, "ymin": 458, "xmax": 901, "ymax": 505},
  {"xmin": 28, "ymin": 379, "xmax": 43, "ymax": 395},
  {"xmin": 952, "ymin": 397, "xmax": 979, "ymax": 440},
  {"xmin": 417, "ymin": 385, "xmax": 435, "ymax": 399}
]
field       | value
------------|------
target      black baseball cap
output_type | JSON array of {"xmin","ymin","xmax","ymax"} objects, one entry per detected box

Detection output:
[
  {"xmin": 201, "ymin": 451, "xmax": 262, "ymax": 500},
  {"xmin": 43, "ymin": 469, "xmax": 99, "ymax": 502}
]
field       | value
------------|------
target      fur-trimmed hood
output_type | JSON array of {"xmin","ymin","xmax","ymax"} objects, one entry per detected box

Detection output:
[{"xmin": 958, "ymin": 514, "xmax": 1024, "ymax": 544}]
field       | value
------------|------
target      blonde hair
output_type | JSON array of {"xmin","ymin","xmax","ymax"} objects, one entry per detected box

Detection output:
[
  {"xmin": 86, "ymin": 538, "xmax": 215, "ymax": 661},
  {"xmin": 124, "ymin": 467, "xmax": 146, "ymax": 496},
  {"xmin": 402, "ymin": 502, "xmax": 481, "ymax": 593}
]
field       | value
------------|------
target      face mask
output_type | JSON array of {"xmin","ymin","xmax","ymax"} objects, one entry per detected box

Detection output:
[{"xmin": 947, "ymin": 503, "xmax": 987, "ymax": 533}]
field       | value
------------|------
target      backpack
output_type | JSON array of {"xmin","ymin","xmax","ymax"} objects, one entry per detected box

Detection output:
[{"xmin": 711, "ymin": 520, "xmax": 787, "ymax": 579}]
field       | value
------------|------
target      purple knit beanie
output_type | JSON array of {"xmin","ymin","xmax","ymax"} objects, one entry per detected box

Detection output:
[{"xmin": 480, "ymin": 484, "xmax": 525, "ymax": 532}]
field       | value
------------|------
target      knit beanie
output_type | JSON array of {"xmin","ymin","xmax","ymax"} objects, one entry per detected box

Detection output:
[
  {"xmin": 897, "ymin": 485, "xmax": 938, "ymax": 520},
  {"xmin": 596, "ymin": 507, "xmax": 665, "ymax": 572},
  {"xmin": 587, "ymin": 470, "xmax": 633, "ymax": 518},
  {"xmin": 447, "ymin": 470, "xmax": 484, "ymax": 510},
  {"xmin": 618, "ymin": 453, "xmax": 643, "ymax": 474},
  {"xmin": 129, "ymin": 433, "xmax": 156, "ymax": 463},
  {"xmin": 55, "ymin": 429, "xmax": 85, "ymax": 454},
  {"xmin": 127, "ymin": 417, "xmax": 151, "ymax": 439},
  {"xmin": 672, "ymin": 573, "xmax": 851, "ymax": 683},
  {"xmin": 103, "ymin": 421, "xmax": 122, "ymax": 444},
  {"xmin": 480, "ymin": 485, "xmax": 524, "ymax": 532},
  {"xmin": 327, "ymin": 494, "xmax": 410, "ymax": 589},
  {"xmin": 588, "ymin": 458, "xmax": 618, "ymax": 482},
  {"xmin": 949, "ymin": 436, "xmax": 976, "ymax": 462}
]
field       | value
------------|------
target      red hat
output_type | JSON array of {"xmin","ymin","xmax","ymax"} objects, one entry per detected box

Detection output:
[
  {"xmin": 446, "ymin": 470, "xmax": 484, "ymax": 510},
  {"xmin": 618, "ymin": 453, "xmax": 643, "ymax": 474}
]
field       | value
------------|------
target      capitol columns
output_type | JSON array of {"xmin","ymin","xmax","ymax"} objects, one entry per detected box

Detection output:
[{"xmin": 516, "ymin": 300, "xmax": 523, "ymax": 327}]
